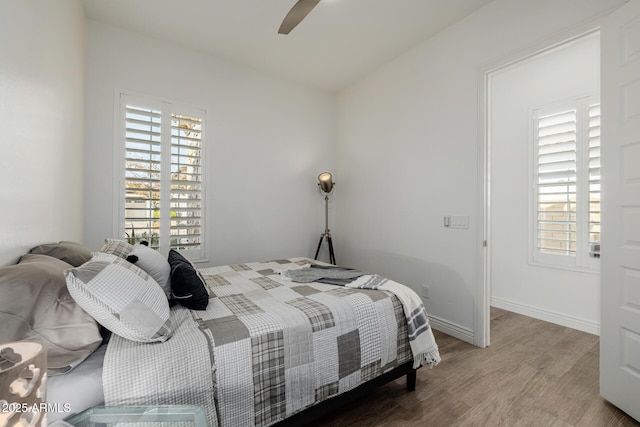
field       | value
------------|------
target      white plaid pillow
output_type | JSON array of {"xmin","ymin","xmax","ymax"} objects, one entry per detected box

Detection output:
[
  {"xmin": 101, "ymin": 238, "xmax": 133, "ymax": 258},
  {"xmin": 65, "ymin": 252, "xmax": 172, "ymax": 342}
]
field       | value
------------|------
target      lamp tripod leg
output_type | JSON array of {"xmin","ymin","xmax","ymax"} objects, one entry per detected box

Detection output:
[
  {"xmin": 314, "ymin": 234, "xmax": 324, "ymax": 260},
  {"xmin": 327, "ymin": 235, "xmax": 336, "ymax": 265}
]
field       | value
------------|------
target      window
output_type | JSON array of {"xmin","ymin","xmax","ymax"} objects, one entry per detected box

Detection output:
[
  {"xmin": 531, "ymin": 95, "xmax": 600, "ymax": 271},
  {"xmin": 119, "ymin": 93, "xmax": 206, "ymax": 260}
]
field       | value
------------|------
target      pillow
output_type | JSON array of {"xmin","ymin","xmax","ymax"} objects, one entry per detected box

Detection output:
[
  {"xmin": 29, "ymin": 241, "xmax": 92, "ymax": 267},
  {"xmin": 0, "ymin": 254, "xmax": 102, "ymax": 375},
  {"xmin": 126, "ymin": 243, "xmax": 171, "ymax": 298},
  {"xmin": 100, "ymin": 238, "xmax": 133, "ymax": 258},
  {"xmin": 65, "ymin": 252, "xmax": 172, "ymax": 343},
  {"xmin": 167, "ymin": 249, "xmax": 209, "ymax": 310}
]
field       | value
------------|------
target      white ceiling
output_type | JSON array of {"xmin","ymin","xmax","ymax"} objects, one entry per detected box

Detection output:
[{"xmin": 83, "ymin": 0, "xmax": 494, "ymax": 92}]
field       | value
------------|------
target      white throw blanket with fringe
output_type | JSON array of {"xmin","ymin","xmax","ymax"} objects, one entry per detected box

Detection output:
[{"xmin": 345, "ymin": 274, "xmax": 441, "ymax": 369}]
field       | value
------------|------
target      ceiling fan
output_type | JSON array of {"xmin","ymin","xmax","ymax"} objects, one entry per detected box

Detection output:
[{"xmin": 278, "ymin": 0, "xmax": 321, "ymax": 34}]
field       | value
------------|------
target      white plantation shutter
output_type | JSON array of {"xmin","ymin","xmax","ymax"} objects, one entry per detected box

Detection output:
[
  {"xmin": 535, "ymin": 108, "xmax": 577, "ymax": 256},
  {"xmin": 588, "ymin": 104, "xmax": 601, "ymax": 247},
  {"xmin": 120, "ymin": 93, "xmax": 206, "ymax": 260},
  {"xmin": 124, "ymin": 105, "xmax": 162, "ymax": 248},
  {"xmin": 532, "ymin": 95, "xmax": 599, "ymax": 271},
  {"xmin": 170, "ymin": 113, "xmax": 203, "ymax": 250}
]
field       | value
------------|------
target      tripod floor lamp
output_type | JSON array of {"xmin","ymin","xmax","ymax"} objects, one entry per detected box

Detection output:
[{"xmin": 314, "ymin": 172, "xmax": 336, "ymax": 265}]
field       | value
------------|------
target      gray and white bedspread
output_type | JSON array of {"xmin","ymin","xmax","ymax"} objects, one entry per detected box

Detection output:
[{"xmin": 103, "ymin": 258, "xmax": 436, "ymax": 427}]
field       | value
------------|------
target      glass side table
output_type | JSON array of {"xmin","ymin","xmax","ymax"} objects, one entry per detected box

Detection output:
[{"xmin": 64, "ymin": 406, "xmax": 208, "ymax": 427}]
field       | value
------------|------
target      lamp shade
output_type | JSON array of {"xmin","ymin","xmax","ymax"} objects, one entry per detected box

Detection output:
[{"xmin": 318, "ymin": 172, "xmax": 334, "ymax": 193}]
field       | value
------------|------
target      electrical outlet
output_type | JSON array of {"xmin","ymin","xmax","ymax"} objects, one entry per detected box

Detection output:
[{"xmin": 421, "ymin": 284, "xmax": 430, "ymax": 299}]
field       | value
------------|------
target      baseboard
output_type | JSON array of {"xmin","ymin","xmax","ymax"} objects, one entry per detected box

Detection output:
[
  {"xmin": 491, "ymin": 297, "xmax": 600, "ymax": 336},
  {"xmin": 429, "ymin": 314, "xmax": 475, "ymax": 345}
]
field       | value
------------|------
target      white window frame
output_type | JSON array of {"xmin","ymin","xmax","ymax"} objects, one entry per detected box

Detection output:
[
  {"xmin": 529, "ymin": 93, "xmax": 600, "ymax": 273},
  {"xmin": 115, "ymin": 91, "xmax": 207, "ymax": 262}
]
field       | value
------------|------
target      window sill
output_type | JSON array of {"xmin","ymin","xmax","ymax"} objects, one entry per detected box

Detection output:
[{"xmin": 528, "ymin": 259, "xmax": 600, "ymax": 275}]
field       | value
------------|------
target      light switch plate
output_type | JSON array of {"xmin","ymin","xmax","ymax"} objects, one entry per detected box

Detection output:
[{"xmin": 450, "ymin": 215, "xmax": 469, "ymax": 229}]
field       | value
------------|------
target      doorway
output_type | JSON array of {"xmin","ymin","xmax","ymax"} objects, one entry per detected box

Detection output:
[{"xmin": 483, "ymin": 31, "xmax": 601, "ymax": 344}]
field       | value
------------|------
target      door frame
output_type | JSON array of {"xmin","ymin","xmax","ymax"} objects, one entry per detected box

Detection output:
[{"xmin": 475, "ymin": 15, "xmax": 616, "ymax": 348}]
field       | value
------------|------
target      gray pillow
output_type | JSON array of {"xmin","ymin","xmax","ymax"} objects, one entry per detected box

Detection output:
[
  {"xmin": 126, "ymin": 243, "xmax": 171, "ymax": 298},
  {"xmin": 29, "ymin": 241, "xmax": 92, "ymax": 267},
  {"xmin": 65, "ymin": 252, "xmax": 172, "ymax": 343},
  {"xmin": 0, "ymin": 254, "xmax": 102, "ymax": 375}
]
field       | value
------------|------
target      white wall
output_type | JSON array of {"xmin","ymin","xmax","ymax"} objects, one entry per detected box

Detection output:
[
  {"xmin": 490, "ymin": 34, "xmax": 600, "ymax": 334},
  {"xmin": 84, "ymin": 21, "xmax": 337, "ymax": 266},
  {"xmin": 336, "ymin": 0, "xmax": 624, "ymax": 341},
  {"xmin": 0, "ymin": 0, "xmax": 86, "ymax": 266}
]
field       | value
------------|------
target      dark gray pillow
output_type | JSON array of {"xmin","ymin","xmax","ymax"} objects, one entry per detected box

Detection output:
[
  {"xmin": 29, "ymin": 241, "xmax": 92, "ymax": 267},
  {"xmin": 167, "ymin": 249, "xmax": 209, "ymax": 310},
  {"xmin": 0, "ymin": 254, "xmax": 102, "ymax": 375}
]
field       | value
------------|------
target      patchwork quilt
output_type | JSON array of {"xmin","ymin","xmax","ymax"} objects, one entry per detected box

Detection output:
[{"xmin": 103, "ymin": 258, "xmax": 435, "ymax": 427}]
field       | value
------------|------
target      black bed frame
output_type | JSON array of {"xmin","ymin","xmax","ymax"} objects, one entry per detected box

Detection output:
[{"xmin": 273, "ymin": 362, "xmax": 418, "ymax": 426}]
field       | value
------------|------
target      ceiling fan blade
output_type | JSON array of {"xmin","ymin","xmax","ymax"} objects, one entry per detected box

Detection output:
[{"xmin": 278, "ymin": 0, "xmax": 322, "ymax": 34}]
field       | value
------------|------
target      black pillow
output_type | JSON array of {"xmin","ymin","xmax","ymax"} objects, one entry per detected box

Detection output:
[{"xmin": 167, "ymin": 249, "xmax": 209, "ymax": 310}]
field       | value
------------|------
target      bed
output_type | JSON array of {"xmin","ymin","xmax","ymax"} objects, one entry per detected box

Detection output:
[{"xmin": 1, "ymin": 241, "xmax": 440, "ymax": 426}]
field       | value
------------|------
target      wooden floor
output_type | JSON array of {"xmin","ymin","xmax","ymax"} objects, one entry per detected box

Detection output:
[{"xmin": 310, "ymin": 307, "xmax": 640, "ymax": 426}]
